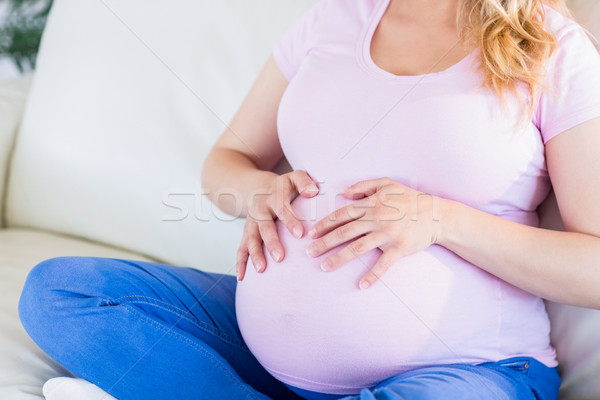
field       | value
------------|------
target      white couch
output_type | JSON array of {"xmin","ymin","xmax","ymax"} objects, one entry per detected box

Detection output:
[{"xmin": 0, "ymin": 1, "xmax": 599, "ymax": 399}]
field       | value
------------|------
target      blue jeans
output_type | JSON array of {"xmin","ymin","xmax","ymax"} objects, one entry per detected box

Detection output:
[{"xmin": 19, "ymin": 257, "xmax": 561, "ymax": 400}]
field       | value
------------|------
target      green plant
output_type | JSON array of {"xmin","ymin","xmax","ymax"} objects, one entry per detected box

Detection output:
[{"xmin": 0, "ymin": 0, "xmax": 53, "ymax": 72}]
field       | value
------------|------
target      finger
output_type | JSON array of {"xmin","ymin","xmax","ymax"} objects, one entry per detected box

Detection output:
[
  {"xmin": 272, "ymin": 201, "xmax": 304, "ymax": 239},
  {"xmin": 289, "ymin": 170, "xmax": 319, "ymax": 197},
  {"xmin": 236, "ymin": 246, "xmax": 249, "ymax": 281},
  {"xmin": 236, "ymin": 227, "xmax": 253, "ymax": 281},
  {"xmin": 308, "ymin": 199, "xmax": 369, "ymax": 239},
  {"xmin": 320, "ymin": 231, "xmax": 388, "ymax": 272},
  {"xmin": 257, "ymin": 218, "xmax": 284, "ymax": 262},
  {"xmin": 247, "ymin": 232, "xmax": 266, "ymax": 273},
  {"xmin": 343, "ymin": 177, "xmax": 391, "ymax": 200},
  {"xmin": 306, "ymin": 219, "xmax": 373, "ymax": 258},
  {"xmin": 358, "ymin": 248, "xmax": 403, "ymax": 290}
]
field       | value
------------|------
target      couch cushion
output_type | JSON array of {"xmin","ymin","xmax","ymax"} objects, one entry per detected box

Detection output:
[
  {"xmin": 5, "ymin": 0, "xmax": 313, "ymax": 273},
  {"xmin": 547, "ymin": 301, "xmax": 600, "ymax": 399},
  {"xmin": 0, "ymin": 228, "xmax": 155, "ymax": 400}
]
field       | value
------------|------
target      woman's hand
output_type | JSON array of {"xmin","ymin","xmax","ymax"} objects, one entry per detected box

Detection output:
[
  {"xmin": 236, "ymin": 170, "xmax": 320, "ymax": 281},
  {"xmin": 305, "ymin": 177, "xmax": 444, "ymax": 289}
]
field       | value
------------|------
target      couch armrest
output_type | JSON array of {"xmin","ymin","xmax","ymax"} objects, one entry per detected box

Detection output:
[{"xmin": 0, "ymin": 73, "xmax": 33, "ymax": 227}]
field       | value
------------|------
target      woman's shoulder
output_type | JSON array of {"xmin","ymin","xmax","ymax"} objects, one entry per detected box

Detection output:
[
  {"xmin": 315, "ymin": 0, "xmax": 380, "ymax": 17},
  {"xmin": 289, "ymin": 0, "xmax": 381, "ymax": 42},
  {"xmin": 534, "ymin": 5, "xmax": 600, "ymax": 144}
]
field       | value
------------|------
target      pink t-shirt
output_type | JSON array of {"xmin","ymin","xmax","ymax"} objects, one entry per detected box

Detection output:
[{"xmin": 235, "ymin": 0, "xmax": 600, "ymax": 395}]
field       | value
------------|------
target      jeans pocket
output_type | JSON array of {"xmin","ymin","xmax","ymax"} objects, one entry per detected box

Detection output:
[{"xmin": 497, "ymin": 358, "xmax": 532, "ymax": 375}]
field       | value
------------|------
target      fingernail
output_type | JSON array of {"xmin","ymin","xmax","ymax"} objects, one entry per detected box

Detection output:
[
  {"xmin": 359, "ymin": 281, "xmax": 370, "ymax": 290},
  {"xmin": 254, "ymin": 263, "xmax": 259, "ymax": 272},
  {"xmin": 308, "ymin": 228, "xmax": 316, "ymax": 238},
  {"xmin": 272, "ymin": 250, "xmax": 281, "ymax": 262},
  {"xmin": 305, "ymin": 185, "xmax": 318, "ymax": 193},
  {"xmin": 293, "ymin": 227, "xmax": 302, "ymax": 238},
  {"xmin": 306, "ymin": 245, "xmax": 316, "ymax": 257},
  {"xmin": 320, "ymin": 260, "xmax": 330, "ymax": 271}
]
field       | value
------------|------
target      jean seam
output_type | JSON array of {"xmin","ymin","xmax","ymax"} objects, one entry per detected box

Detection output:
[
  {"xmin": 122, "ymin": 304, "xmax": 264, "ymax": 400},
  {"xmin": 113, "ymin": 295, "xmax": 196, "ymax": 317},
  {"xmin": 121, "ymin": 300, "xmax": 244, "ymax": 348},
  {"xmin": 110, "ymin": 295, "xmax": 247, "ymax": 350}
]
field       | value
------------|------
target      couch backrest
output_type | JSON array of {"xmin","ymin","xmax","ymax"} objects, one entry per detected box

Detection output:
[
  {"xmin": 0, "ymin": 75, "xmax": 32, "ymax": 228},
  {"xmin": 4, "ymin": 0, "xmax": 598, "ymax": 273},
  {"xmin": 5, "ymin": 0, "xmax": 316, "ymax": 272},
  {"xmin": 569, "ymin": 0, "xmax": 600, "ymax": 40}
]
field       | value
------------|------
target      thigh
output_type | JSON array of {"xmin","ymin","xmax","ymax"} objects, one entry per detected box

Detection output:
[
  {"xmin": 24, "ymin": 256, "xmax": 244, "ymax": 362},
  {"xmin": 19, "ymin": 256, "xmax": 302, "ymax": 400},
  {"xmin": 338, "ymin": 357, "xmax": 560, "ymax": 400}
]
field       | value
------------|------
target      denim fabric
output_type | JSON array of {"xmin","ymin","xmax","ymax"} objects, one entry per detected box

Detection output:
[
  {"xmin": 286, "ymin": 357, "xmax": 560, "ymax": 400},
  {"xmin": 19, "ymin": 257, "xmax": 560, "ymax": 400},
  {"xmin": 19, "ymin": 257, "xmax": 301, "ymax": 400}
]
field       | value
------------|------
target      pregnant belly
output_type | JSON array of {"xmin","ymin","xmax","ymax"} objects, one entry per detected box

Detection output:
[{"xmin": 235, "ymin": 185, "xmax": 501, "ymax": 395}]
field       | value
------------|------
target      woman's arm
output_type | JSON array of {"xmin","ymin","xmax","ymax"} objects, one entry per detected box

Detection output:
[
  {"xmin": 202, "ymin": 55, "xmax": 288, "ymax": 217},
  {"xmin": 438, "ymin": 117, "xmax": 600, "ymax": 309},
  {"xmin": 203, "ymin": 55, "xmax": 321, "ymax": 277},
  {"xmin": 307, "ymin": 117, "xmax": 600, "ymax": 302}
]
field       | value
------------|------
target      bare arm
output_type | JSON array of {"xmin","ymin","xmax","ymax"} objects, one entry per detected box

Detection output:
[
  {"xmin": 202, "ymin": 55, "xmax": 320, "ymax": 279},
  {"xmin": 201, "ymin": 55, "xmax": 288, "ymax": 218},
  {"xmin": 438, "ymin": 117, "xmax": 600, "ymax": 309}
]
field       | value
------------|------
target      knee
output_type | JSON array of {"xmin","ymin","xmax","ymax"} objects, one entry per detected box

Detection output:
[
  {"xmin": 20, "ymin": 256, "xmax": 95, "ymax": 298},
  {"xmin": 18, "ymin": 256, "xmax": 99, "ymax": 339}
]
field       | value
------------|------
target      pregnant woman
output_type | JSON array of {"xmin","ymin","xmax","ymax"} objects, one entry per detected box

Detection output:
[{"xmin": 18, "ymin": 0, "xmax": 600, "ymax": 399}]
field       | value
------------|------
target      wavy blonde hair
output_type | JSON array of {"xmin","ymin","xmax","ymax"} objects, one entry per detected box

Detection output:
[{"xmin": 458, "ymin": 0, "xmax": 571, "ymax": 111}]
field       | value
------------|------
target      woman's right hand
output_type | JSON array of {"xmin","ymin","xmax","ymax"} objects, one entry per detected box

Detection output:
[{"xmin": 236, "ymin": 170, "xmax": 320, "ymax": 281}]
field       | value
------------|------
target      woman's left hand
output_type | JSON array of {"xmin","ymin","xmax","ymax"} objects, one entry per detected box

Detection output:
[{"xmin": 305, "ymin": 177, "xmax": 445, "ymax": 289}]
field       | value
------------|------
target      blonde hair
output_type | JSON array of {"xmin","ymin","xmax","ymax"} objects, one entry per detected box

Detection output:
[{"xmin": 458, "ymin": 0, "xmax": 571, "ymax": 111}]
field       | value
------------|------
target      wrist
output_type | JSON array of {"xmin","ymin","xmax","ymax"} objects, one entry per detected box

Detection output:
[
  {"xmin": 242, "ymin": 169, "xmax": 278, "ymax": 217},
  {"xmin": 242, "ymin": 169, "xmax": 278, "ymax": 189},
  {"xmin": 435, "ymin": 197, "xmax": 460, "ymax": 248}
]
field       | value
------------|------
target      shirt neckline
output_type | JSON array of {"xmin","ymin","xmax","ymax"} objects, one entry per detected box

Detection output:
[{"xmin": 357, "ymin": 0, "xmax": 476, "ymax": 82}]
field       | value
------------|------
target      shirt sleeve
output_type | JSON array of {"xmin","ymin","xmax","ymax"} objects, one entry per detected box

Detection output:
[
  {"xmin": 272, "ymin": 0, "xmax": 329, "ymax": 82},
  {"xmin": 535, "ymin": 25, "xmax": 600, "ymax": 144}
]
